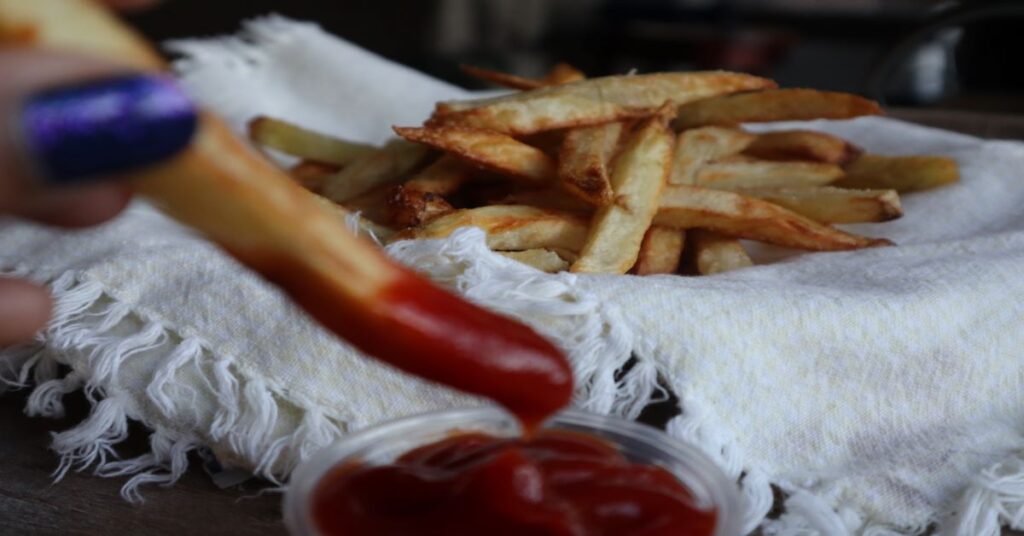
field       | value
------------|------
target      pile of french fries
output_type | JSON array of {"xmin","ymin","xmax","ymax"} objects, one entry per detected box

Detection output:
[{"xmin": 248, "ymin": 64, "xmax": 959, "ymax": 276}]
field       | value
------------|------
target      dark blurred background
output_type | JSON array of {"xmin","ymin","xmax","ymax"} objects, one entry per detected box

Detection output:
[{"xmin": 125, "ymin": 0, "xmax": 1023, "ymax": 113}]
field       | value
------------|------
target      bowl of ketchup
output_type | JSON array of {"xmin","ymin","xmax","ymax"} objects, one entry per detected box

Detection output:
[{"xmin": 284, "ymin": 407, "xmax": 743, "ymax": 536}]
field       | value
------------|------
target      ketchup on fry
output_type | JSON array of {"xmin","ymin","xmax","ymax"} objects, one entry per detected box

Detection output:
[{"xmin": 311, "ymin": 429, "xmax": 718, "ymax": 536}]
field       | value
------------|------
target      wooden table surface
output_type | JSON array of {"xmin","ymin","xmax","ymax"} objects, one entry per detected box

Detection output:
[{"xmin": 2, "ymin": 109, "xmax": 1022, "ymax": 536}]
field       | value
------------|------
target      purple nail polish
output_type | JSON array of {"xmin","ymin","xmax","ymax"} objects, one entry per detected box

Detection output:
[{"xmin": 19, "ymin": 75, "xmax": 198, "ymax": 184}]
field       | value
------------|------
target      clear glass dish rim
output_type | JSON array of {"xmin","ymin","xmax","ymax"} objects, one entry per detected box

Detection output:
[{"xmin": 283, "ymin": 406, "xmax": 743, "ymax": 536}]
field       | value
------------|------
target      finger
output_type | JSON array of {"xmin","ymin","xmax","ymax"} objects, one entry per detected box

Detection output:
[
  {"xmin": 14, "ymin": 183, "xmax": 133, "ymax": 228},
  {"xmin": 0, "ymin": 278, "xmax": 52, "ymax": 346},
  {"xmin": 0, "ymin": 49, "xmax": 197, "ymax": 213}
]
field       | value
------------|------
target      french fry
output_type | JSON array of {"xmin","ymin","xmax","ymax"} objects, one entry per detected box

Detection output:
[
  {"xmin": 248, "ymin": 116, "xmax": 376, "ymax": 166},
  {"xmin": 460, "ymin": 62, "xmax": 585, "ymax": 90},
  {"xmin": 834, "ymin": 154, "xmax": 959, "ymax": 193},
  {"xmin": 394, "ymin": 126, "xmax": 555, "ymax": 183},
  {"xmin": 288, "ymin": 160, "xmax": 340, "ymax": 193},
  {"xmin": 742, "ymin": 186, "xmax": 902, "ymax": 224},
  {"xmin": 572, "ymin": 108, "xmax": 674, "ymax": 274},
  {"xmin": 544, "ymin": 63, "xmax": 586, "ymax": 85},
  {"xmin": 558, "ymin": 122, "xmax": 624, "ymax": 205},
  {"xmin": 314, "ymin": 196, "xmax": 396, "ymax": 243},
  {"xmin": 400, "ymin": 155, "xmax": 475, "ymax": 195},
  {"xmin": 695, "ymin": 158, "xmax": 844, "ymax": 189},
  {"xmin": 497, "ymin": 188, "xmax": 594, "ymax": 213},
  {"xmin": 403, "ymin": 205, "xmax": 589, "ymax": 251},
  {"xmin": 673, "ymin": 89, "xmax": 882, "ymax": 130},
  {"xmin": 388, "ymin": 187, "xmax": 455, "ymax": 228},
  {"xmin": 743, "ymin": 130, "xmax": 862, "ymax": 165},
  {"xmin": 320, "ymin": 140, "xmax": 430, "ymax": 203},
  {"xmin": 432, "ymin": 72, "xmax": 775, "ymax": 135},
  {"xmin": 498, "ymin": 249, "xmax": 571, "ymax": 273},
  {"xmin": 340, "ymin": 184, "xmax": 394, "ymax": 225},
  {"xmin": 689, "ymin": 229, "xmax": 753, "ymax": 275},
  {"xmin": 655, "ymin": 185, "xmax": 892, "ymax": 251},
  {"xmin": 633, "ymin": 227, "xmax": 685, "ymax": 275},
  {"xmin": 669, "ymin": 127, "xmax": 755, "ymax": 185}
]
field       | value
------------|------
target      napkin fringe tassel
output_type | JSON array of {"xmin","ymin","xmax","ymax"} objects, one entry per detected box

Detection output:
[{"xmin": 0, "ymin": 267, "xmax": 343, "ymax": 503}]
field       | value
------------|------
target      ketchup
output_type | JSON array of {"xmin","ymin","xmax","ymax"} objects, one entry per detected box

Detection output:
[{"xmin": 311, "ymin": 429, "xmax": 717, "ymax": 536}]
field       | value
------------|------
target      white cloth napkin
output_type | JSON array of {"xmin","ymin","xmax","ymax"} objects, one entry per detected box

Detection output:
[{"xmin": 3, "ymin": 16, "xmax": 1024, "ymax": 536}]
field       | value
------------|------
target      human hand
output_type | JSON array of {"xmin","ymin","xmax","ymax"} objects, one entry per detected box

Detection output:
[{"xmin": 0, "ymin": 0, "xmax": 196, "ymax": 345}]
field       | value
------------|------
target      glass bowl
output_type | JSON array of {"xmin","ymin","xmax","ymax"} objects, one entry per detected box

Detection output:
[{"xmin": 284, "ymin": 407, "xmax": 743, "ymax": 536}]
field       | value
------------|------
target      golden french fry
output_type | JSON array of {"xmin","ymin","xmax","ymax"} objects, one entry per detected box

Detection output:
[
  {"xmin": 394, "ymin": 126, "xmax": 555, "ymax": 183},
  {"xmin": 695, "ymin": 158, "xmax": 844, "ymax": 189},
  {"xmin": 544, "ymin": 63, "xmax": 586, "ymax": 85},
  {"xmin": 572, "ymin": 108, "xmax": 674, "ymax": 274},
  {"xmin": 460, "ymin": 62, "xmax": 585, "ymax": 90},
  {"xmin": 743, "ymin": 130, "xmax": 862, "ymax": 165},
  {"xmin": 497, "ymin": 188, "xmax": 594, "ymax": 213},
  {"xmin": 689, "ymin": 229, "xmax": 753, "ymax": 275},
  {"xmin": 320, "ymin": 140, "xmax": 429, "ymax": 203},
  {"xmin": 0, "ymin": 0, "xmax": 162, "ymax": 67},
  {"xmin": 673, "ymin": 89, "xmax": 882, "ymax": 130},
  {"xmin": 498, "ymin": 249, "xmax": 570, "ymax": 273},
  {"xmin": 403, "ymin": 205, "xmax": 589, "ymax": 251},
  {"xmin": 460, "ymin": 64, "xmax": 548, "ymax": 90},
  {"xmin": 248, "ymin": 116, "xmax": 376, "ymax": 166},
  {"xmin": 633, "ymin": 227, "xmax": 685, "ymax": 275},
  {"xmin": 314, "ymin": 195, "xmax": 396, "ymax": 243},
  {"xmin": 341, "ymin": 184, "xmax": 394, "ymax": 224},
  {"xmin": 835, "ymin": 154, "xmax": 959, "ymax": 193},
  {"xmin": 402, "ymin": 155, "xmax": 476, "ymax": 195},
  {"xmin": 388, "ymin": 187, "xmax": 455, "ymax": 228},
  {"xmin": 558, "ymin": 123, "xmax": 624, "ymax": 206},
  {"xmin": 742, "ymin": 186, "xmax": 902, "ymax": 224},
  {"xmin": 288, "ymin": 160, "xmax": 340, "ymax": 193},
  {"xmin": 432, "ymin": 72, "xmax": 775, "ymax": 135},
  {"xmin": 655, "ymin": 185, "xmax": 891, "ymax": 251},
  {"xmin": 669, "ymin": 127, "xmax": 755, "ymax": 185}
]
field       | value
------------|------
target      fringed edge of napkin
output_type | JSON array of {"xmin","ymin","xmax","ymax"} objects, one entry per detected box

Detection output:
[
  {"xmin": 4, "ymin": 227, "xmax": 1022, "ymax": 535},
  {"xmin": 0, "ymin": 264, "xmax": 344, "ymax": 502}
]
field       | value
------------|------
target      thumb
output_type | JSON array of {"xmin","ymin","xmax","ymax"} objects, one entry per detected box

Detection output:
[
  {"xmin": 0, "ymin": 276, "xmax": 51, "ymax": 346},
  {"xmin": 0, "ymin": 49, "xmax": 197, "ymax": 216}
]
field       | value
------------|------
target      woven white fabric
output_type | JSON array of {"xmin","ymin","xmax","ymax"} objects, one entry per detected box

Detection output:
[{"xmin": 2, "ymin": 16, "xmax": 1024, "ymax": 535}]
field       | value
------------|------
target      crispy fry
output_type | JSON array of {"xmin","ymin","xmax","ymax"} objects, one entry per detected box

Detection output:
[
  {"xmin": 655, "ymin": 185, "xmax": 891, "ymax": 251},
  {"xmin": 389, "ymin": 187, "xmax": 455, "ymax": 227},
  {"xmin": 633, "ymin": 227, "xmax": 685, "ymax": 275},
  {"xmin": 742, "ymin": 186, "xmax": 902, "ymax": 224},
  {"xmin": 320, "ymin": 140, "xmax": 429, "ymax": 203},
  {"xmin": 673, "ymin": 89, "xmax": 882, "ymax": 130},
  {"xmin": 0, "ymin": 0, "xmax": 163, "ymax": 67},
  {"xmin": 572, "ymin": 108, "xmax": 674, "ymax": 274},
  {"xmin": 341, "ymin": 184, "xmax": 394, "ymax": 224},
  {"xmin": 497, "ymin": 188, "xmax": 594, "ymax": 213},
  {"xmin": 498, "ymin": 249, "xmax": 571, "ymax": 273},
  {"xmin": 394, "ymin": 126, "xmax": 555, "ymax": 183},
  {"xmin": 314, "ymin": 196, "xmax": 396, "ymax": 243},
  {"xmin": 460, "ymin": 62, "xmax": 585, "ymax": 90},
  {"xmin": 248, "ymin": 116, "xmax": 375, "ymax": 166},
  {"xmin": 695, "ymin": 158, "xmax": 844, "ymax": 189},
  {"xmin": 433, "ymin": 72, "xmax": 775, "ymax": 135},
  {"xmin": 403, "ymin": 205, "xmax": 589, "ymax": 251},
  {"xmin": 544, "ymin": 63, "xmax": 586, "ymax": 85},
  {"xmin": 689, "ymin": 229, "xmax": 753, "ymax": 275},
  {"xmin": 743, "ymin": 130, "xmax": 862, "ymax": 165},
  {"xmin": 402, "ymin": 155, "xmax": 476, "ymax": 195},
  {"xmin": 669, "ymin": 127, "xmax": 755, "ymax": 185},
  {"xmin": 288, "ymin": 160, "xmax": 340, "ymax": 193},
  {"xmin": 558, "ymin": 122, "xmax": 624, "ymax": 205},
  {"xmin": 834, "ymin": 154, "xmax": 959, "ymax": 193}
]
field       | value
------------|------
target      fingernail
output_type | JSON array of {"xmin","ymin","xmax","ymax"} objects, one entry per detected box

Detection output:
[{"xmin": 19, "ymin": 74, "xmax": 198, "ymax": 185}]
